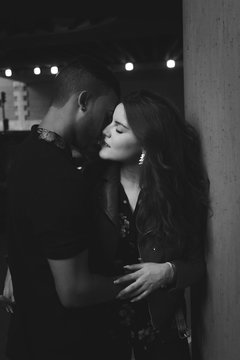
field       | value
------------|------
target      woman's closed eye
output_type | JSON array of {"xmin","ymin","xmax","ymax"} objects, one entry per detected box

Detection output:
[
  {"xmin": 113, "ymin": 120, "xmax": 128, "ymax": 134},
  {"xmin": 115, "ymin": 124, "xmax": 125, "ymax": 134}
]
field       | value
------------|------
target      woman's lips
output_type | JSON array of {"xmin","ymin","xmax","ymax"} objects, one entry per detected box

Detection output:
[{"xmin": 103, "ymin": 140, "xmax": 110, "ymax": 147}]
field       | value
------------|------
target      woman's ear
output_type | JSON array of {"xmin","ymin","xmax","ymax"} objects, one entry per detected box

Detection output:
[{"xmin": 77, "ymin": 90, "xmax": 88, "ymax": 112}]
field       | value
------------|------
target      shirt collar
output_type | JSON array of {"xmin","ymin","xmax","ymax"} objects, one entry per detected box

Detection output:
[{"xmin": 31, "ymin": 124, "xmax": 71, "ymax": 155}]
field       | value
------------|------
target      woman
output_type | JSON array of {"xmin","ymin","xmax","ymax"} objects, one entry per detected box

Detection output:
[{"xmin": 89, "ymin": 89, "xmax": 209, "ymax": 360}]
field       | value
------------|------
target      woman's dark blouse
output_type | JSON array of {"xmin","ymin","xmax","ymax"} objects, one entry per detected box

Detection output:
[{"xmin": 116, "ymin": 183, "xmax": 160, "ymax": 345}]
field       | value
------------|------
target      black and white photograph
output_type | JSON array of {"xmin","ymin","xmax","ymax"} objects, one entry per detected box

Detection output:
[{"xmin": 0, "ymin": 1, "xmax": 239, "ymax": 359}]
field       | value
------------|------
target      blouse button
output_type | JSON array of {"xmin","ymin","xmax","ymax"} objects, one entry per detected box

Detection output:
[
  {"xmin": 153, "ymin": 247, "xmax": 156, "ymax": 251},
  {"xmin": 123, "ymin": 200, "xmax": 127, "ymax": 204}
]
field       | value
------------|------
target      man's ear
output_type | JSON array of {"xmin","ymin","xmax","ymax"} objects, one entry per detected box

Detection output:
[{"xmin": 77, "ymin": 90, "xmax": 88, "ymax": 112}]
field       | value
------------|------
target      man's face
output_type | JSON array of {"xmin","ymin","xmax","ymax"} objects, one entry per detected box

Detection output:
[{"xmin": 74, "ymin": 89, "xmax": 119, "ymax": 155}]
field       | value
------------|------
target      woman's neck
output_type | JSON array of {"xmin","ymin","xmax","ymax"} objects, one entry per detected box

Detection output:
[
  {"xmin": 120, "ymin": 164, "xmax": 141, "ymax": 212},
  {"xmin": 120, "ymin": 163, "xmax": 140, "ymax": 189}
]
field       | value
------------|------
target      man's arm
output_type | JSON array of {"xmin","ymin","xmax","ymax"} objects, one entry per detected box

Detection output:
[
  {"xmin": 48, "ymin": 249, "xmax": 120, "ymax": 308},
  {"xmin": 33, "ymin": 169, "xmax": 121, "ymax": 308}
]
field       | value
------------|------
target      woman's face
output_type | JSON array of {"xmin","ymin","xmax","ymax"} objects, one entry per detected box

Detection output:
[{"xmin": 99, "ymin": 103, "xmax": 141, "ymax": 163}]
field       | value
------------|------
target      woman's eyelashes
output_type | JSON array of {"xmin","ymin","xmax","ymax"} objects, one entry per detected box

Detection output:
[
  {"xmin": 116, "ymin": 128, "xmax": 123, "ymax": 134},
  {"xmin": 114, "ymin": 123, "xmax": 125, "ymax": 134}
]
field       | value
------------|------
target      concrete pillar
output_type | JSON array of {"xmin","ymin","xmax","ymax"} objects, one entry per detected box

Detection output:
[{"xmin": 183, "ymin": 1, "xmax": 240, "ymax": 359}]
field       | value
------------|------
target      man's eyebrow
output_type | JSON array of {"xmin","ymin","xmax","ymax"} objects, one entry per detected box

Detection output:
[{"xmin": 114, "ymin": 120, "xmax": 129, "ymax": 129}]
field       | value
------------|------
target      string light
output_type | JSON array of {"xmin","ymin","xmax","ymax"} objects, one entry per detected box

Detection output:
[
  {"xmin": 33, "ymin": 67, "xmax": 41, "ymax": 75},
  {"xmin": 166, "ymin": 59, "xmax": 176, "ymax": 68},
  {"xmin": 125, "ymin": 62, "xmax": 134, "ymax": 71},
  {"xmin": 50, "ymin": 66, "xmax": 58, "ymax": 75},
  {"xmin": 0, "ymin": 59, "xmax": 181, "ymax": 78},
  {"xmin": 5, "ymin": 68, "xmax": 12, "ymax": 77}
]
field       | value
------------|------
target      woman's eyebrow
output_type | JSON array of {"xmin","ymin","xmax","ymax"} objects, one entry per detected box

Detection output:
[{"xmin": 114, "ymin": 120, "xmax": 129, "ymax": 129}]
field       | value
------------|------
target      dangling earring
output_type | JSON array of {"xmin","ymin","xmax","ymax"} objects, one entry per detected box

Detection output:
[{"xmin": 138, "ymin": 150, "xmax": 145, "ymax": 166}]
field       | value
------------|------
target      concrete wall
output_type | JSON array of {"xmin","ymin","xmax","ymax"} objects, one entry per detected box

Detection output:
[{"xmin": 183, "ymin": 1, "xmax": 240, "ymax": 359}]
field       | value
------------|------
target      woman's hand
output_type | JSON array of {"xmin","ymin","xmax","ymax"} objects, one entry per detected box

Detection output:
[
  {"xmin": 0, "ymin": 267, "xmax": 15, "ymax": 314},
  {"xmin": 114, "ymin": 262, "xmax": 174, "ymax": 302}
]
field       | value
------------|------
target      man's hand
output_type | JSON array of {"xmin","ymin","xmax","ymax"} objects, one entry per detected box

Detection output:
[{"xmin": 114, "ymin": 262, "xmax": 174, "ymax": 302}]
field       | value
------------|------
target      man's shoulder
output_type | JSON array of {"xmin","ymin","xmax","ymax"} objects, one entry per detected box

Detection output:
[
  {"xmin": 8, "ymin": 134, "xmax": 81, "ymax": 194},
  {"xmin": 19, "ymin": 132, "xmax": 73, "ymax": 169}
]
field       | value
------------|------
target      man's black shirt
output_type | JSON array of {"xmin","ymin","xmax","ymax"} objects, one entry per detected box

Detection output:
[{"xmin": 6, "ymin": 125, "xmax": 92, "ymax": 359}]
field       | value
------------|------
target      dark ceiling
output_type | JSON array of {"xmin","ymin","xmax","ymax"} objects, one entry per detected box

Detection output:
[{"xmin": 0, "ymin": 4, "xmax": 183, "ymax": 79}]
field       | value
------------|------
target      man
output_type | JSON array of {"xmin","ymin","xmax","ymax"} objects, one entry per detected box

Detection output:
[{"xmin": 5, "ymin": 55, "xmax": 122, "ymax": 360}]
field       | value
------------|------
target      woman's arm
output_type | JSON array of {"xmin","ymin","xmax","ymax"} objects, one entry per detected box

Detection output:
[{"xmin": 113, "ymin": 230, "xmax": 206, "ymax": 301}]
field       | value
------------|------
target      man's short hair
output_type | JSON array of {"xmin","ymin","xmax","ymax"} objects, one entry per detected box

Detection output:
[{"xmin": 51, "ymin": 55, "xmax": 120, "ymax": 107}]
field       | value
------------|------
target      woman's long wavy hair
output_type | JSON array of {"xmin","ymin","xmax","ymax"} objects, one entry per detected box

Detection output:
[{"xmin": 122, "ymin": 90, "xmax": 210, "ymax": 247}]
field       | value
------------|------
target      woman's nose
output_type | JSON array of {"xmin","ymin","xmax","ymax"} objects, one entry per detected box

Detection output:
[{"xmin": 103, "ymin": 123, "xmax": 111, "ymax": 137}]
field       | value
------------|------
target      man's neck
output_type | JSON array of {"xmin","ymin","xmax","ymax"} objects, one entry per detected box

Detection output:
[{"xmin": 39, "ymin": 107, "xmax": 72, "ymax": 143}]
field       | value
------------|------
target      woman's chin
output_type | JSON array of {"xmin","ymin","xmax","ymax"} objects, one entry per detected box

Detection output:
[{"xmin": 99, "ymin": 148, "xmax": 109, "ymax": 160}]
